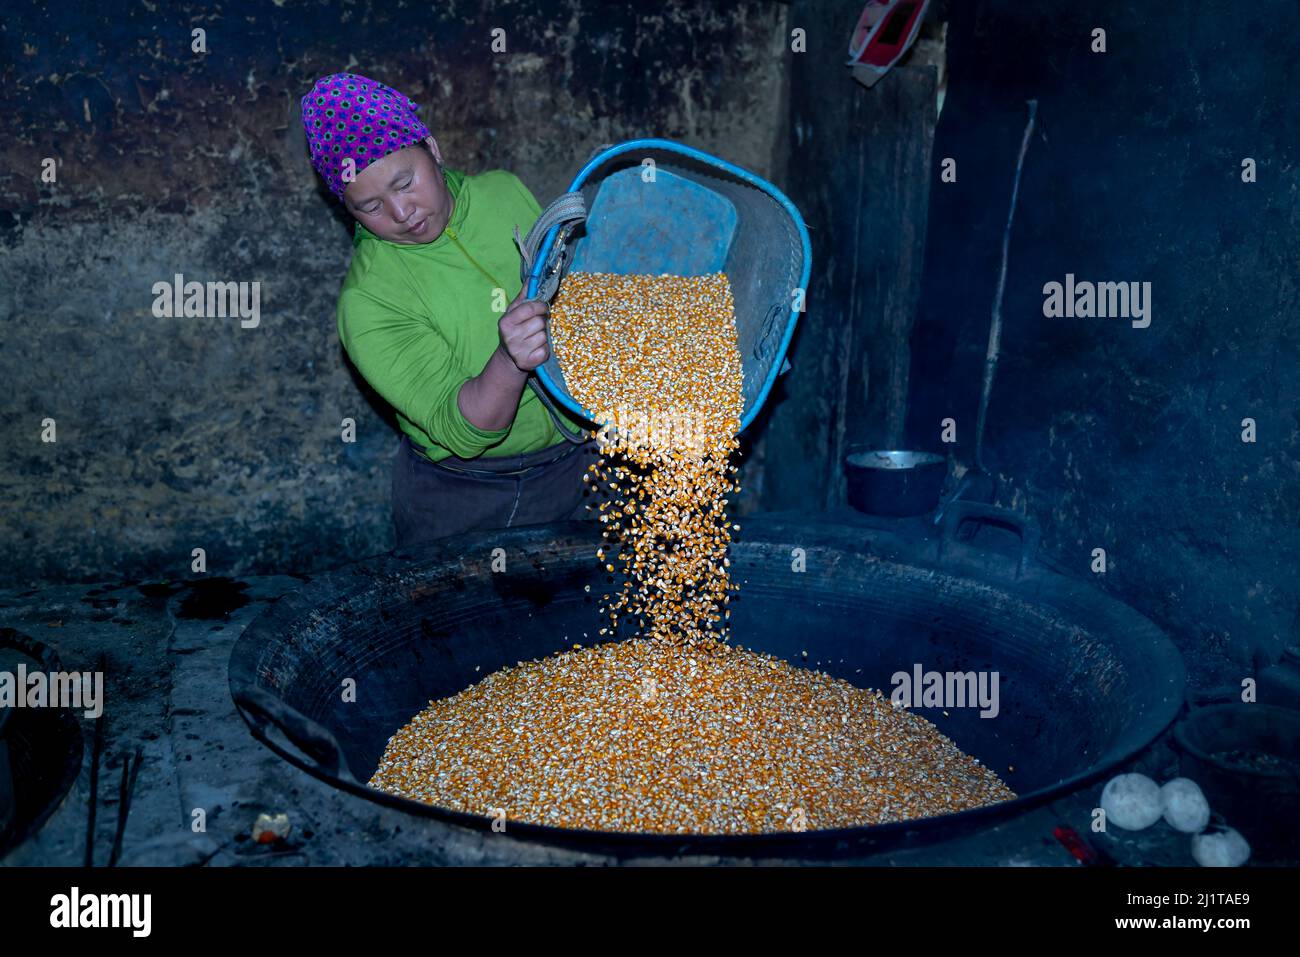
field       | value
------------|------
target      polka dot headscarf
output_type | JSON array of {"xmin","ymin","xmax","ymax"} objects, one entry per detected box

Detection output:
[{"xmin": 300, "ymin": 73, "xmax": 432, "ymax": 200}]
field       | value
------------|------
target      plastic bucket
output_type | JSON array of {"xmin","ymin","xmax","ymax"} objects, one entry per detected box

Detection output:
[{"xmin": 528, "ymin": 138, "xmax": 812, "ymax": 435}]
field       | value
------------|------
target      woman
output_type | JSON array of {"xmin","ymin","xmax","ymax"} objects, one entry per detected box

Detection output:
[{"xmin": 301, "ymin": 73, "xmax": 602, "ymax": 549}]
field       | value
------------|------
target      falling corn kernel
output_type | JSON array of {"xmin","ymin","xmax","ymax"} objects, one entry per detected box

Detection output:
[{"xmin": 549, "ymin": 272, "xmax": 744, "ymax": 646}]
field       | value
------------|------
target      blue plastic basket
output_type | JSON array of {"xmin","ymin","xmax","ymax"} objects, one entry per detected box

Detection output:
[{"xmin": 528, "ymin": 138, "xmax": 811, "ymax": 435}]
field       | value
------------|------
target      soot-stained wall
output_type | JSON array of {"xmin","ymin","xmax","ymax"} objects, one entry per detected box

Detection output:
[
  {"xmin": 0, "ymin": 0, "xmax": 790, "ymax": 585},
  {"xmin": 759, "ymin": 0, "xmax": 943, "ymax": 512},
  {"xmin": 906, "ymin": 0, "xmax": 1299, "ymax": 690}
]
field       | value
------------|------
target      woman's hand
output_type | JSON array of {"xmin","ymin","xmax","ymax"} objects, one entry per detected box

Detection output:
[{"xmin": 498, "ymin": 287, "xmax": 551, "ymax": 373}]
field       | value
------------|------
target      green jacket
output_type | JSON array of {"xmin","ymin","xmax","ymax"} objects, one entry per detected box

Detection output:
[{"xmin": 337, "ymin": 166, "xmax": 588, "ymax": 461}]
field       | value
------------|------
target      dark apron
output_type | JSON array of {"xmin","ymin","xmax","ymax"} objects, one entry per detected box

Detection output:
[{"xmin": 392, "ymin": 433, "xmax": 605, "ymax": 549}]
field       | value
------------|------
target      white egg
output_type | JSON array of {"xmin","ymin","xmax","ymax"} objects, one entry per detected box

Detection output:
[
  {"xmin": 1160, "ymin": 777, "xmax": 1211, "ymax": 833},
  {"xmin": 1191, "ymin": 827, "xmax": 1251, "ymax": 867},
  {"xmin": 1101, "ymin": 772, "xmax": 1163, "ymax": 830}
]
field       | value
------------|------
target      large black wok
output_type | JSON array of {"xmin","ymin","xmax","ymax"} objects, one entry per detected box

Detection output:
[{"xmin": 229, "ymin": 503, "xmax": 1185, "ymax": 861}]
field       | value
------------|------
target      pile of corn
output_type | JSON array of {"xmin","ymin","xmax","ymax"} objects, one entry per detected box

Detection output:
[
  {"xmin": 369, "ymin": 271, "xmax": 1016, "ymax": 834},
  {"xmin": 368, "ymin": 638, "xmax": 1017, "ymax": 833}
]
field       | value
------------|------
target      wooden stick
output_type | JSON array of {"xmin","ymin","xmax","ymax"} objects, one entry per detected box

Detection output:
[{"xmin": 974, "ymin": 99, "xmax": 1037, "ymax": 472}]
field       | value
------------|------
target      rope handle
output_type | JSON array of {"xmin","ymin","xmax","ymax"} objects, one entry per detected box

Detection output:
[
  {"xmin": 513, "ymin": 191, "xmax": 591, "ymax": 444},
  {"xmin": 513, "ymin": 192, "xmax": 588, "ymax": 303},
  {"xmin": 512, "ymin": 144, "xmax": 616, "ymax": 445}
]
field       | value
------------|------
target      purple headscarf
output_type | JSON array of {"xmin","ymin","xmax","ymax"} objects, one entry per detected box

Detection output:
[{"xmin": 300, "ymin": 73, "xmax": 432, "ymax": 200}]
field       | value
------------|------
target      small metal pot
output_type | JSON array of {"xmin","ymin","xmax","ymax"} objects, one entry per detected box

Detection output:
[{"xmin": 844, "ymin": 448, "xmax": 948, "ymax": 517}]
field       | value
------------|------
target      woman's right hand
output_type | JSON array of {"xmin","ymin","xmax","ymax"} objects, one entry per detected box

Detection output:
[{"xmin": 498, "ymin": 287, "xmax": 550, "ymax": 373}]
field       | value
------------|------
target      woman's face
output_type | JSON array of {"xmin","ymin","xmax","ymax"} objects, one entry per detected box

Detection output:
[{"xmin": 342, "ymin": 136, "xmax": 452, "ymax": 244}]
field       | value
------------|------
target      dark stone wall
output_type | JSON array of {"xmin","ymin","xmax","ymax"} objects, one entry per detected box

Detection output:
[
  {"xmin": 0, "ymin": 0, "xmax": 790, "ymax": 586},
  {"xmin": 905, "ymin": 0, "xmax": 1299, "ymax": 691}
]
